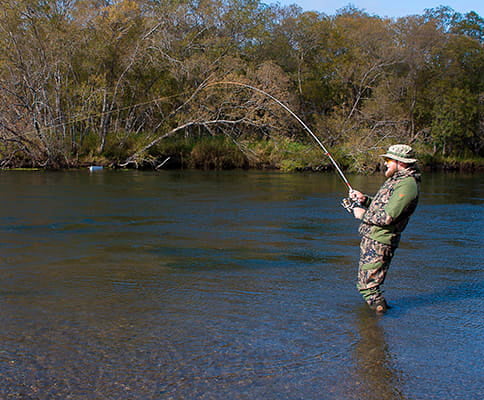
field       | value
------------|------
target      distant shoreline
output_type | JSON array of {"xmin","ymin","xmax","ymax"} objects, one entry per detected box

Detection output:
[{"xmin": 3, "ymin": 158, "xmax": 483, "ymax": 173}]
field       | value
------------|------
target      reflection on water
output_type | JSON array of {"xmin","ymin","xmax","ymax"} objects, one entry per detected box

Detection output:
[
  {"xmin": 0, "ymin": 170, "xmax": 483, "ymax": 399},
  {"xmin": 353, "ymin": 306, "xmax": 406, "ymax": 400}
]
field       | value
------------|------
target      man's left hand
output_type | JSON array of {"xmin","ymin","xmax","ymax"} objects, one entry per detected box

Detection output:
[{"xmin": 353, "ymin": 207, "xmax": 366, "ymax": 220}]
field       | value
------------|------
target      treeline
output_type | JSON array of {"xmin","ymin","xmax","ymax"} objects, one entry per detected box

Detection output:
[{"xmin": 0, "ymin": 0, "xmax": 483, "ymax": 171}]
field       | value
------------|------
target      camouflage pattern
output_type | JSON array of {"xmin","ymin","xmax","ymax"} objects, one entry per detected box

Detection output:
[
  {"xmin": 357, "ymin": 236, "xmax": 395, "ymax": 305},
  {"xmin": 380, "ymin": 144, "xmax": 417, "ymax": 163},
  {"xmin": 359, "ymin": 166, "xmax": 421, "ymax": 247}
]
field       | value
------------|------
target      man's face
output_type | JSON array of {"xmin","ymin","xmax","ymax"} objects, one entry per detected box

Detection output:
[{"xmin": 384, "ymin": 158, "xmax": 398, "ymax": 177}]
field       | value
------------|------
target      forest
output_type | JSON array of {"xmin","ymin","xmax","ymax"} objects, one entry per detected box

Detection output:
[{"xmin": 0, "ymin": 0, "xmax": 483, "ymax": 172}]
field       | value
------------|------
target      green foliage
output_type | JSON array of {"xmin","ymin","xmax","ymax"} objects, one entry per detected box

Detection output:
[
  {"xmin": 246, "ymin": 137, "xmax": 329, "ymax": 171},
  {"xmin": 430, "ymin": 87, "xmax": 478, "ymax": 155},
  {"xmin": 189, "ymin": 137, "xmax": 248, "ymax": 170},
  {"xmin": 79, "ymin": 132, "xmax": 102, "ymax": 157},
  {"xmin": 101, "ymin": 130, "xmax": 147, "ymax": 163}
]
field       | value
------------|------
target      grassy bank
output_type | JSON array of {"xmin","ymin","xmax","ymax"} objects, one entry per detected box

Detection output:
[
  {"xmin": 120, "ymin": 136, "xmax": 484, "ymax": 173},
  {"xmin": 3, "ymin": 135, "xmax": 483, "ymax": 173},
  {"xmin": 79, "ymin": 135, "xmax": 332, "ymax": 172},
  {"xmin": 136, "ymin": 136, "xmax": 334, "ymax": 172}
]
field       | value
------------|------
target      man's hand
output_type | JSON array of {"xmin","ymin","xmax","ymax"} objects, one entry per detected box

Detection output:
[
  {"xmin": 349, "ymin": 189, "xmax": 367, "ymax": 204},
  {"xmin": 353, "ymin": 207, "xmax": 366, "ymax": 220}
]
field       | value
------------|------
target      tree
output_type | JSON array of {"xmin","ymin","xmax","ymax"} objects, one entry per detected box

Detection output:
[
  {"xmin": 431, "ymin": 87, "xmax": 478, "ymax": 156},
  {"xmin": 0, "ymin": 0, "xmax": 80, "ymax": 166},
  {"xmin": 0, "ymin": 1, "xmax": 482, "ymax": 168}
]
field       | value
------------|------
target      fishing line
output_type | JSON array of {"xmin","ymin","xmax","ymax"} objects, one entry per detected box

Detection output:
[{"xmin": 205, "ymin": 81, "xmax": 353, "ymax": 191}]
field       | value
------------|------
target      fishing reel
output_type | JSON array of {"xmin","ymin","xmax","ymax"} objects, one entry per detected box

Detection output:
[{"xmin": 341, "ymin": 197, "xmax": 364, "ymax": 214}]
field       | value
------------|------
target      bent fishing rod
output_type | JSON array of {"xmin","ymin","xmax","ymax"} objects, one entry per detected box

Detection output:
[
  {"xmin": 15, "ymin": 79, "xmax": 353, "ymax": 193},
  {"xmin": 205, "ymin": 81, "xmax": 354, "ymax": 192}
]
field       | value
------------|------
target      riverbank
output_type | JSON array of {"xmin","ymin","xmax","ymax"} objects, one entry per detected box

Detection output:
[{"xmin": 2, "ymin": 136, "xmax": 483, "ymax": 173}]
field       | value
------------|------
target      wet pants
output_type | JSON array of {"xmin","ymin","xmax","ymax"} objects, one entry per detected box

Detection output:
[{"xmin": 357, "ymin": 236, "xmax": 396, "ymax": 306}]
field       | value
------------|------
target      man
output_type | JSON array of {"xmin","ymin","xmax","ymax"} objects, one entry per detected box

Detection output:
[{"xmin": 349, "ymin": 144, "xmax": 421, "ymax": 314}]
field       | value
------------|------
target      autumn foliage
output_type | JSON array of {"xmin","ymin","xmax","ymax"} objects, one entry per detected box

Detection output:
[{"xmin": 0, "ymin": 0, "xmax": 482, "ymax": 170}]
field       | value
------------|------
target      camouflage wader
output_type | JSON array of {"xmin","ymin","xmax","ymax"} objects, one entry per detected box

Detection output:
[
  {"xmin": 356, "ymin": 166, "xmax": 420, "ymax": 309},
  {"xmin": 357, "ymin": 236, "xmax": 396, "ymax": 306}
]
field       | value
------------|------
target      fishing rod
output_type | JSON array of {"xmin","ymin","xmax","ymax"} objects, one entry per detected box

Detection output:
[
  {"xmin": 10, "ymin": 79, "xmax": 354, "ymax": 195},
  {"xmin": 205, "ymin": 81, "xmax": 354, "ymax": 192}
]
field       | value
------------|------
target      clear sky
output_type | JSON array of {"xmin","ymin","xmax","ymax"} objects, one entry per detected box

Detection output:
[{"xmin": 269, "ymin": 1, "xmax": 484, "ymax": 18}]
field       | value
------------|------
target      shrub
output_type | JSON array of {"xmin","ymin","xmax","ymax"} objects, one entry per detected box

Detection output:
[{"xmin": 190, "ymin": 137, "xmax": 248, "ymax": 169}]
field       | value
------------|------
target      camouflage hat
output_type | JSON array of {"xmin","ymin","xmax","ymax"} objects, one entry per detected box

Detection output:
[{"xmin": 380, "ymin": 144, "xmax": 417, "ymax": 164}]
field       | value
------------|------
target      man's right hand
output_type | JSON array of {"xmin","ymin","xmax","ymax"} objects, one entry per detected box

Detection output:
[{"xmin": 349, "ymin": 189, "xmax": 367, "ymax": 204}]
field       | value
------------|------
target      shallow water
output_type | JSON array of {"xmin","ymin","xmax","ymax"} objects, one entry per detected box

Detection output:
[{"xmin": 0, "ymin": 170, "xmax": 482, "ymax": 399}]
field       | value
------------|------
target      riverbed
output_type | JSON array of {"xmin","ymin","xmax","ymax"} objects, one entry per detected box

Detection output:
[{"xmin": 0, "ymin": 170, "xmax": 482, "ymax": 399}]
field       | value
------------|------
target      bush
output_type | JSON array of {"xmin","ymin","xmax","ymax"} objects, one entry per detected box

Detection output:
[
  {"xmin": 190, "ymin": 137, "xmax": 248, "ymax": 169},
  {"xmin": 246, "ymin": 137, "xmax": 330, "ymax": 171}
]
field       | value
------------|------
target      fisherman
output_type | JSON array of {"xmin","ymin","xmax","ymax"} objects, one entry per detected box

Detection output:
[{"xmin": 349, "ymin": 144, "xmax": 421, "ymax": 314}]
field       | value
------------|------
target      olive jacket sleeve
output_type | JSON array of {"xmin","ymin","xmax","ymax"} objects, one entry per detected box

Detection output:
[{"xmin": 363, "ymin": 177, "xmax": 419, "ymax": 227}]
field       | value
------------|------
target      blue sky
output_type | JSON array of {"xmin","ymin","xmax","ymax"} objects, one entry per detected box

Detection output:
[{"xmin": 269, "ymin": 1, "xmax": 484, "ymax": 18}]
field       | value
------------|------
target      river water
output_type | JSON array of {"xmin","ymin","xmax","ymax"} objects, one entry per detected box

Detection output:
[{"xmin": 0, "ymin": 170, "xmax": 482, "ymax": 399}]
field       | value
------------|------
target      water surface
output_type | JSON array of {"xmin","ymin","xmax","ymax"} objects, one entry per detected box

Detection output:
[{"xmin": 0, "ymin": 170, "xmax": 482, "ymax": 399}]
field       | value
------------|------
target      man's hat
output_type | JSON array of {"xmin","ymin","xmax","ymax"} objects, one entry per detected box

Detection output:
[{"xmin": 380, "ymin": 144, "xmax": 417, "ymax": 164}]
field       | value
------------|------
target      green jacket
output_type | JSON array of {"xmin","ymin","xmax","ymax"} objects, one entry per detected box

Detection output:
[{"xmin": 358, "ymin": 166, "xmax": 421, "ymax": 247}]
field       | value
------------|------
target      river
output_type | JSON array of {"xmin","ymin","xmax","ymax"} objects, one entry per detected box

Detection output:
[{"xmin": 0, "ymin": 170, "xmax": 482, "ymax": 399}]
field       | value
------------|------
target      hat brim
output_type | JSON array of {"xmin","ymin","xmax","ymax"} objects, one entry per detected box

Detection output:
[{"xmin": 380, "ymin": 153, "xmax": 417, "ymax": 164}]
